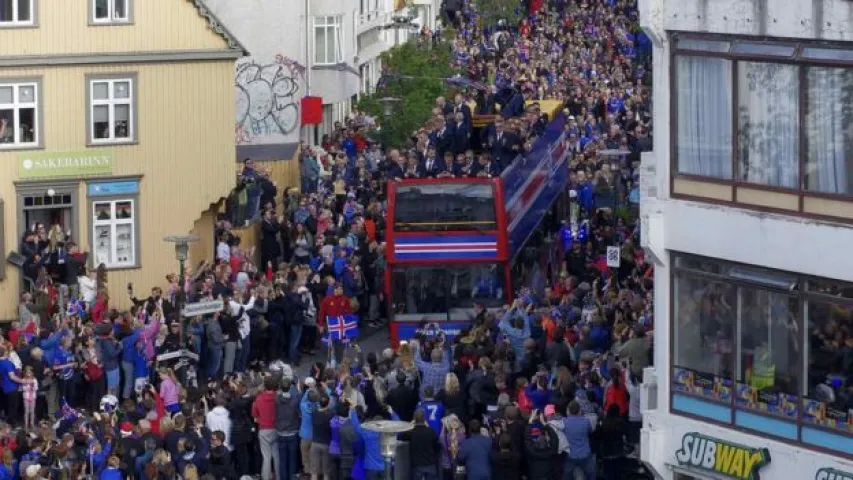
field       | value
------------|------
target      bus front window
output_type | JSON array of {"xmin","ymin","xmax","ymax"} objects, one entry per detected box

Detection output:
[
  {"xmin": 393, "ymin": 267, "xmax": 448, "ymax": 315},
  {"xmin": 392, "ymin": 264, "xmax": 505, "ymax": 315}
]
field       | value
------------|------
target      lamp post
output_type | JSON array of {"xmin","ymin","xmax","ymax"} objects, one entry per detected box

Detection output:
[
  {"xmin": 377, "ymin": 96, "xmax": 401, "ymax": 149},
  {"xmin": 361, "ymin": 419, "xmax": 413, "ymax": 480},
  {"xmin": 163, "ymin": 234, "xmax": 198, "ymax": 385},
  {"xmin": 378, "ymin": 96, "xmax": 401, "ymax": 119},
  {"xmin": 163, "ymin": 235, "xmax": 198, "ymax": 288}
]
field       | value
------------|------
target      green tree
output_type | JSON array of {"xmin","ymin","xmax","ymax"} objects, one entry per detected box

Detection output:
[
  {"xmin": 358, "ymin": 41, "xmax": 455, "ymax": 148},
  {"xmin": 477, "ymin": 0, "xmax": 524, "ymax": 29}
]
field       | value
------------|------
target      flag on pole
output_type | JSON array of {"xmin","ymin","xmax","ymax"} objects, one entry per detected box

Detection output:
[{"xmin": 323, "ymin": 314, "xmax": 359, "ymax": 344}]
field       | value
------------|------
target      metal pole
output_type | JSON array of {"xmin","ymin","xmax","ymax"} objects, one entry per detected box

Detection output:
[
  {"xmin": 384, "ymin": 456, "xmax": 393, "ymax": 480},
  {"xmin": 178, "ymin": 258, "xmax": 188, "ymax": 386}
]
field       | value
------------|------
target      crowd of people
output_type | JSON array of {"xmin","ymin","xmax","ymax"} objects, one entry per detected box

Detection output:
[{"xmin": 3, "ymin": 0, "xmax": 655, "ymax": 479}]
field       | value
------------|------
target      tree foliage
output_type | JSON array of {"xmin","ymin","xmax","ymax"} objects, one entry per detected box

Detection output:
[
  {"xmin": 358, "ymin": 41, "xmax": 455, "ymax": 148},
  {"xmin": 477, "ymin": 0, "xmax": 525, "ymax": 29}
]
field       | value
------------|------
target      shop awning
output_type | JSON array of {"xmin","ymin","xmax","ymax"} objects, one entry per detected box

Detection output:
[{"xmin": 236, "ymin": 143, "xmax": 300, "ymax": 162}]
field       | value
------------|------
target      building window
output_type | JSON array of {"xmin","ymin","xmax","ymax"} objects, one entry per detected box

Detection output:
[
  {"xmin": 671, "ymin": 254, "xmax": 853, "ymax": 455},
  {"xmin": 673, "ymin": 34, "xmax": 853, "ymax": 213},
  {"xmin": 314, "ymin": 16, "xmax": 343, "ymax": 65},
  {"xmin": 0, "ymin": 82, "xmax": 38, "ymax": 148},
  {"xmin": 88, "ymin": 76, "xmax": 134, "ymax": 144},
  {"xmin": 0, "ymin": 0, "xmax": 33, "ymax": 26},
  {"xmin": 92, "ymin": 199, "xmax": 135, "ymax": 268},
  {"xmin": 91, "ymin": 0, "xmax": 130, "ymax": 23},
  {"xmin": 737, "ymin": 62, "xmax": 799, "ymax": 188}
]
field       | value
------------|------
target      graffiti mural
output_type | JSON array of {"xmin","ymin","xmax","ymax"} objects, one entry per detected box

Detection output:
[{"xmin": 235, "ymin": 55, "xmax": 306, "ymax": 143}]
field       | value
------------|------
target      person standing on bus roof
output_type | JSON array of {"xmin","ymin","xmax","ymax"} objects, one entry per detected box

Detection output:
[
  {"xmin": 423, "ymin": 146, "xmax": 442, "ymax": 178},
  {"xmin": 474, "ymin": 153, "xmax": 500, "ymax": 178}
]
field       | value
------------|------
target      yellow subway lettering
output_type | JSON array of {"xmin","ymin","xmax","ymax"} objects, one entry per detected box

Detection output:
[
  {"xmin": 727, "ymin": 449, "xmax": 744, "ymax": 478},
  {"xmin": 714, "ymin": 443, "xmax": 736, "ymax": 473}
]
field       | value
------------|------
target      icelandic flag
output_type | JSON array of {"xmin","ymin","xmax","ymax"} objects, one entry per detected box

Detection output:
[{"xmin": 324, "ymin": 314, "xmax": 359, "ymax": 344}]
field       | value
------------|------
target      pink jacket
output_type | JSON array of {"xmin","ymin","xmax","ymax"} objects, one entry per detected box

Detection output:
[
  {"xmin": 160, "ymin": 377, "xmax": 179, "ymax": 406},
  {"xmin": 139, "ymin": 316, "xmax": 162, "ymax": 361}
]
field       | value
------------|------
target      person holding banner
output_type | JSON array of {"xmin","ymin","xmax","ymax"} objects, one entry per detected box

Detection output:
[{"xmin": 318, "ymin": 284, "xmax": 354, "ymax": 365}]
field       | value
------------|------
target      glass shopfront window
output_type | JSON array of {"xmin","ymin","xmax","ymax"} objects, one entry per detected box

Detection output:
[
  {"xmin": 673, "ymin": 274, "xmax": 735, "ymax": 403},
  {"xmin": 671, "ymin": 254, "xmax": 853, "ymax": 455}
]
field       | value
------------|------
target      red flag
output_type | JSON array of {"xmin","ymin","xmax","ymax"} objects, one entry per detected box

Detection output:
[{"xmin": 301, "ymin": 96, "xmax": 323, "ymax": 125}]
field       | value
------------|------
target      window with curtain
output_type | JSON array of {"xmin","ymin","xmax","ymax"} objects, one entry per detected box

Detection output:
[
  {"xmin": 806, "ymin": 67, "xmax": 853, "ymax": 195},
  {"xmin": 675, "ymin": 56, "xmax": 733, "ymax": 178},
  {"xmin": 737, "ymin": 62, "xmax": 799, "ymax": 188}
]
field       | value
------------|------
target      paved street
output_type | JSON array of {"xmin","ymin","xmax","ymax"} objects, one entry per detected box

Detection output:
[{"xmin": 291, "ymin": 324, "xmax": 391, "ymax": 378}]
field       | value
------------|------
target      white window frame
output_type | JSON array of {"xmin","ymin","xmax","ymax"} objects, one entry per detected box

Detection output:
[
  {"xmin": 91, "ymin": 0, "xmax": 130, "ymax": 24},
  {"xmin": 0, "ymin": 81, "xmax": 39, "ymax": 148},
  {"xmin": 0, "ymin": 0, "xmax": 35, "ymax": 26},
  {"xmin": 92, "ymin": 199, "xmax": 136, "ymax": 268},
  {"xmin": 314, "ymin": 15, "xmax": 343, "ymax": 66},
  {"xmin": 88, "ymin": 77, "xmax": 134, "ymax": 144}
]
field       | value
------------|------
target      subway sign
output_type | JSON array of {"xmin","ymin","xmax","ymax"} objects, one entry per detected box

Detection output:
[
  {"xmin": 817, "ymin": 468, "xmax": 853, "ymax": 480},
  {"xmin": 675, "ymin": 432, "xmax": 771, "ymax": 480}
]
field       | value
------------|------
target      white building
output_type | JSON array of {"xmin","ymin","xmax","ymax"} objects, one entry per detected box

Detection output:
[
  {"xmin": 204, "ymin": 0, "xmax": 416, "ymax": 156},
  {"xmin": 639, "ymin": 0, "xmax": 853, "ymax": 479}
]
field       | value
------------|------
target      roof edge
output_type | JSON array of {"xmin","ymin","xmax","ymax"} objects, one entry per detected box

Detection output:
[{"xmin": 188, "ymin": 0, "xmax": 250, "ymax": 56}]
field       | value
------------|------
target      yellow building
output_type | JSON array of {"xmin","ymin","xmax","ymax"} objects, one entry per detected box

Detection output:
[{"xmin": 0, "ymin": 0, "xmax": 247, "ymax": 319}]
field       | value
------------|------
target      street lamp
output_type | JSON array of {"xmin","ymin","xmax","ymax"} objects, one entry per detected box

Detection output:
[
  {"xmin": 163, "ymin": 234, "xmax": 199, "ymax": 318},
  {"xmin": 378, "ymin": 96, "xmax": 401, "ymax": 119},
  {"xmin": 163, "ymin": 234, "xmax": 199, "ymax": 385},
  {"xmin": 361, "ymin": 420, "xmax": 413, "ymax": 480},
  {"xmin": 377, "ymin": 96, "xmax": 401, "ymax": 149}
]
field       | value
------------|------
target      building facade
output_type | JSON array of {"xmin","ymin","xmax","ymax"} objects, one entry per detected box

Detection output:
[
  {"xmin": 639, "ymin": 0, "xmax": 853, "ymax": 479},
  {"xmin": 0, "ymin": 0, "xmax": 244, "ymax": 319},
  {"xmin": 205, "ymin": 0, "xmax": 413, "ymax": 157}
]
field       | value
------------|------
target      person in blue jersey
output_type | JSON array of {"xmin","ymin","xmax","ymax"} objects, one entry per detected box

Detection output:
[
  {"xmin": 52, "ymin": 335, "xmax": 76, "ymax": 406},
  {"xmin": 416, "ymin": 386, "xmax": 445, "ymax": 435}
]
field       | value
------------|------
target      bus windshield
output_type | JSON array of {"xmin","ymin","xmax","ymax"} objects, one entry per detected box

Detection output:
[
  {"xmin": 393, "ymin": 183, "xmax": 497, "ymax": 232},
  {"xmin": 391, "ymin": 263, "xmax": 505, "ymax": 315}
]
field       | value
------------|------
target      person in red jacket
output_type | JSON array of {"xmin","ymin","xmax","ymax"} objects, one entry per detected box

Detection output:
[
  {"xmin": 317, "ymin": 284, "xmax": 352, "ymax": 331},
  {"xmin": 251, "ymin": 376, "xmax": 278, "ymax": 480},
  {"xmin": 91, "ymin": 289, "xmax": 109, "ymax": 324},
  {"xmin": 317, "ymin": 284, "xmax": 353, "ymax": 365},
  {"xmin": 604, "ymin": 367, "xmax": 630, "ymax": 417}
]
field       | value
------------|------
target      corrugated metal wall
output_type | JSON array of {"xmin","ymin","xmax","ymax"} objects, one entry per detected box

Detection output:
[{"xmin": 0, "ymin": 1, "xmax": 228, "ymax": 57}]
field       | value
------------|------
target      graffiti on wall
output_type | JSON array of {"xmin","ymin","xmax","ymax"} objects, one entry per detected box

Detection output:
[{"xmin": 235, "ymin": 55, "xmax": 306, "ymax": 144}]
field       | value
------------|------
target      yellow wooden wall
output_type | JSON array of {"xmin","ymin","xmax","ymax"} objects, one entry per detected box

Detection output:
[
  {"xmin": 257, "ymin": 154, "xmax": 301, "ymax": 194},
  {"xmin": 0, "ymin": 60, "xmax": 236, "ymax": 318},
  {"xmin": 0, "ymin": 0, "xmax": 229, "ymax": 57}
]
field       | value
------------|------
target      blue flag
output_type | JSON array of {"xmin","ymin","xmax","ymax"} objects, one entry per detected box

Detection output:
[{"xmin": 324, "ymin": 314, "xmax": 359, "ymax": 344}]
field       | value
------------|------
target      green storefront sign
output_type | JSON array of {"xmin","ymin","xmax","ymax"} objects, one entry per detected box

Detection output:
[{"xmin": 18, "ymin": 150, "xmax": 113, "ymax": 179}]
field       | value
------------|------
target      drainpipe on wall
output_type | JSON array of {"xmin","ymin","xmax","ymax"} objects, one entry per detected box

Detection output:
[{"xmin": 303, "ymin": 0, "xmax": 314, "ymax": 144}]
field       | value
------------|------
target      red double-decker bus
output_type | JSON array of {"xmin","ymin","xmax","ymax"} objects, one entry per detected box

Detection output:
[
  {"xmin": 385, "ymin": 178, "xmax": 512, "ymax": 342},
  {"xmin": 384, "ymin": 114, "xmax": 571, "ymax": 343}
]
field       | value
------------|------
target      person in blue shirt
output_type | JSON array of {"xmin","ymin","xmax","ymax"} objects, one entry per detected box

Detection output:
[
  {"xmin": 416, "ymin": 387, "xmax": 445, "ymax": 435},
  {"xmin": 498, "ymin": 301, "xmax": 531, "ymax": 367},
  {"xmin": 52, "ymin": 336, "xmax": 76, "ymax": 405},
  {"xmin": 350, "ymin": 404, "xmax": 400, "ymax": 479},
  {"xmin": 562, "ymin": 400, "xmax": 596, "ymax": 480},
  {"xmin": 0, "ymin": 346, "xmax": 24, "ymax": 423},
  {"xmin": 457, "ymin": 419, "xmax": 491, "ymax": 480},
  {"xmin": 119, "ymin": 323, "xmax": 143, "ymax": 400}
]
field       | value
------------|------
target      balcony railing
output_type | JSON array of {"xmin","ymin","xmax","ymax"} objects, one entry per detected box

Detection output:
[{"xmin": 357, "ymin": 10, "xmax": 388, "ymax": 35}]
